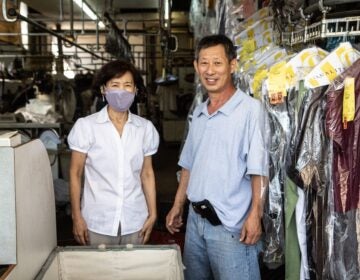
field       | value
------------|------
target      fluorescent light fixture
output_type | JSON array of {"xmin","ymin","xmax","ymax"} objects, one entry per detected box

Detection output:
[
  {"xmin": 20, "ymin": 2, "xmax": 29, "ymax": 50},
  {"xmin": 73, "ymin": 0, "xmax": 105, "ymax": 28},
  {"xmin": 164, "ymin": 0, "xmax": 172, "ymax": 28},
  {"xmin": 164, "ymin": 0, "xmax": 169, "ymax": 20}
]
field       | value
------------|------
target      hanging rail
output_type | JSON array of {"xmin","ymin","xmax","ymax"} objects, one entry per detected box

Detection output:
[
  {"xmin": 281, "ymin": 16, "xmax": 360, "ymax": 46},
  {"xmin": 278, "ymin": 0, "xmax": 360, "ymax": 46}
]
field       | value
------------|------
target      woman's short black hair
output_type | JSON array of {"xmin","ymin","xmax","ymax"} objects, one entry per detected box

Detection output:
[{"xmin": 92, "ymin": 59, "xmax": 140, "ymax": 90}]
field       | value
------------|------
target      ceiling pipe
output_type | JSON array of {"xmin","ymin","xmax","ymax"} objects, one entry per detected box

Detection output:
[
  {"xmin": 69, "ymin": 0, "xmax": 74, "ymax": 37},
  {"xmin": 7, "ymin": 8, "xmax": 110, "ymax": 62},
  {"xmin": 56, "ymin": 23, "xmax": 64, "ymax": 74},
  {"xmin": 25, "ymin": 18, "xmax": 161, "ymax": 23},
  {"xmin": 96, "ymin": 17, "xmax": 99, "ymax": 50}
]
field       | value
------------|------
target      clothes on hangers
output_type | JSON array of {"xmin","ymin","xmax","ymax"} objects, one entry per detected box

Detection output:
[
  {"xmin": 323, "ymin": 58, "xmax": 360, "ymax": 279},
  {"xmin": 325, "ymin": 58, "xmax": 360, "ymax": 213}
]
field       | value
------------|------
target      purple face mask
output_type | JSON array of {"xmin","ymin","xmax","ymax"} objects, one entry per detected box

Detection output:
[{"xmin": 105, "ymin": 89, "xmax": 135, "ymax": 112}]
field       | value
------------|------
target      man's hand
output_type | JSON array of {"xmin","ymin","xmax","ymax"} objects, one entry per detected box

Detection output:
[
  {"xmin": 239, "ymin": 210, "xmax": 262, "ymax": 245},
  {"xmin": 72, "ymin": 216, "xmax": 89, "ymax": 245},
  {"xmin": 166, "ymin": 205, "xmax": 184, "ymax": 234},
  {"xmin": 140, "ymin": 215, "xmax": 157, "ymax": 244}
]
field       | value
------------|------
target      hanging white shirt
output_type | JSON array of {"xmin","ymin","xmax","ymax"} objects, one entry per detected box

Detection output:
[{"xmin": 68, "ymin": 106, "xmax": 159, "ymax": 236}]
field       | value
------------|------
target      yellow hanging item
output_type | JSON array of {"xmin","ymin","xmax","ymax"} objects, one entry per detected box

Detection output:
[{"xmin": 342, "ymin": 77, "xmax": 355, "ymax": 129}]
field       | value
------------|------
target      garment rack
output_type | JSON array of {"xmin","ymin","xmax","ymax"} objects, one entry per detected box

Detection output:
[{"xmin": 280, "ymin": 16, "xmax": 360, "ymax": 46}]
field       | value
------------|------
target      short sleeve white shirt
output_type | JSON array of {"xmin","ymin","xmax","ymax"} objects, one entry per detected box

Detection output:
[{"xmin": 68, "ymin": 106, "xmax": 159, "ymax": 236}]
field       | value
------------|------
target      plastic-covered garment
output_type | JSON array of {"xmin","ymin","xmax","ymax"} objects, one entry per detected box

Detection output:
[
  {"xmin": 261, "ymin": 84, "xmax": 291, "ymax": 267},
  {"xmin": 324, "ymin": 59, "xmax": 360, "ymax": 280},
  {"xmin": 323, "ymin": 58, "xmax": 360, "ymax": 279},
  {"xmin": 304, "ymin": 42, "xmax": 360, "ymax": 89},
  {"xmin": 241, "ymin": 0, "xmax": 256, "ymax": 19},
  {"xmin": 216, "ymin": 0, "xmax": 244, "ymax": 37},
  {"xmin": 105, "ymin": 27, "xmax": 134, "ymax": 63},
  {"xmin": 234, "ymin": 16, "xmax": 273, "ymax": 43},
  {"xmin": 53, "ymin": 73, "xmax": 77, "ymax": 122},
  {"xmin": 325, "ymin": 58, "xmax": 360, "ymax": 213},
  {"xmin": 285, "ymin": 47, "xmax": 329, "ymax": 91},
  {"xmin": 324, "ymin": 208, "xmax": 360, "ymax": 280},
  {"xmin": 239, "ymin": 7, "xmax": 271, "ymax": 29},
  {"xmin": 237, "ymin": 46, "xmax": 287, "ymax": 96},
  {"xmin": 189, "ymin": 0, "xmax": 202, "ymax": 33},
  {"xmin": 189, "ymin": 0, "xmax": 217, "ymax": 40},
  {"xmin": 286, "ymin": 85, "xmax": 331, "ymax": 279}
]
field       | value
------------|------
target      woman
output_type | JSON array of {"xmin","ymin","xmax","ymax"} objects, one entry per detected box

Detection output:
[{"xmin": 68, "ymin": 60, "xmax": 159, "ymax": 246}]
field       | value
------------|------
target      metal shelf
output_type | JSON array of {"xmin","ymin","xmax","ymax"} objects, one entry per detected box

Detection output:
[{"xmin": 280, "ymin": 16, "xmax": 360, "ymax": 46}]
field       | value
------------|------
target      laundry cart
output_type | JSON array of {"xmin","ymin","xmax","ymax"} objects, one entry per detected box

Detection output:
[{"xmin": 0, "ymin": 139, "xmax": 184, "ymax": 280}]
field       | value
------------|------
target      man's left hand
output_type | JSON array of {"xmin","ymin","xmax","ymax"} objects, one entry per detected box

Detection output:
[{"xmin": 239, "ymin": 211, "xmax": 262, "ymax": 245}]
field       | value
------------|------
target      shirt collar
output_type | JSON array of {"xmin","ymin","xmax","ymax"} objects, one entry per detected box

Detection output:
[
  {"xmin": 196, "ymin": 89, "xmax": 244, "ymax": 117},
  {"xmin": 96, "ymin": 105, "xmax": 141, "ymax": 127}
]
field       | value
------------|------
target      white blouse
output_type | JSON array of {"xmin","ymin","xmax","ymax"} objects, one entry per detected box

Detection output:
[{"xmin": 68, "ymin": 106, "xmax": 159, "ymax": 236}]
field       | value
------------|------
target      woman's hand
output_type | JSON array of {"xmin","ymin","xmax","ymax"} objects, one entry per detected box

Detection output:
[
  {"xmin": 140, "ymin": 215, "xmax": 157, "ymax": 244},
  {"xmin": 72, "ymin": 215, "xmax": 89, "ymax": 245}
]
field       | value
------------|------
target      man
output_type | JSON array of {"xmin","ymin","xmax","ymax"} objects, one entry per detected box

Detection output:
[{"xmin": 166, "ymin": 34, "xmax": 268, "ymax": 280}]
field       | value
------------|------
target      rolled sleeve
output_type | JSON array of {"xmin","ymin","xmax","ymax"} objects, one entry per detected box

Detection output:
[
  {"xmin": 143, "ymin": 121, "xmax": 160, "ymax": 156},
  {"xmin": 68, "ymin": 118, "xmax": 93, "ymax": 154}
]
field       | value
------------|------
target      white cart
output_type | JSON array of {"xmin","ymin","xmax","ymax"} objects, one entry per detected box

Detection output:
[{"xmin": 0, "ymin": 139, "xmax": 184, "ymax": 280}]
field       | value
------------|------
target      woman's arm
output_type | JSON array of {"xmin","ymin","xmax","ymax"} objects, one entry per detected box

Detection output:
[
  {"xmin": 140, "ymin": 155, "xmax": 157, "ymax": 243},
  {"xmin": 69, "ymin": 150, "xmax": 88, "ymax": 245}
]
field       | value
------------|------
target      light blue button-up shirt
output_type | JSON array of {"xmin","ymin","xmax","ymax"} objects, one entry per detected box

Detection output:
[{"xmin": 179, "ymin": 89, "xmax": 268, "ymax": 233}]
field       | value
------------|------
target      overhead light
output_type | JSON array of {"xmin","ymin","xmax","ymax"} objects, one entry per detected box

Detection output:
[
  {"xmin": 164, "ymin": 0, "xmax": 169, "ymax": 27},
  {"xmin": 20, "ymin": 2, "xmax": 29, "ymax": 50},
  {"xmin": 73, "ymin": 0, "xmax": 105, "ymax": 28}
]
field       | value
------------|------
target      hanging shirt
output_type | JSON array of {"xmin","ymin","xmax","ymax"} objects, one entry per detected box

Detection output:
[
  {"xmin": 286, "ymin": 85, "xmax": 330, "ymax": 280},
  {"xmin": 325, "ymin": 55, "xmax": 360, "ymax": 279},
  {"xmin": 179, "ymin": 89, "xmax": 268, "ymax": 233},
  {"xmin": 261, "ymin": 82, "xmax": 294, "ymax": 266},
  {"xmin": 325, "ymin": 58, "xmax": 360, "ymax": 213},
  {"xmin": 68, "ymin": 106, "xmax": 159, "ymax": 236}
]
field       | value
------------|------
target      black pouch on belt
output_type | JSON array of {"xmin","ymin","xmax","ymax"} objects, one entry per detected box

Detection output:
[{"xmin": 191, "ymin": 199, "xmax": 222, "ymax": 226}]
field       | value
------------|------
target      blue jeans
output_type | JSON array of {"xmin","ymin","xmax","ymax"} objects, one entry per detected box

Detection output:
[{"xmin": 184, "ymin": 206, "xmax": 262, "ymax": 280}]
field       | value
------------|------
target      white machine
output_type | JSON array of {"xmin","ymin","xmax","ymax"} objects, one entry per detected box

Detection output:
[{"xmin": 0, "ymin": 139, "xmax": 184, "ymax": 280}]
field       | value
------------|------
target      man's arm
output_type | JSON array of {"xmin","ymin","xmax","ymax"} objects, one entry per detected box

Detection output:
[
  {"xmin": 240, "ymin": 175, "xmax": 268, "ymax": 244},
  {"xmin": 166, "ymin": 168, "xmax": 190, "ymax": 234}
]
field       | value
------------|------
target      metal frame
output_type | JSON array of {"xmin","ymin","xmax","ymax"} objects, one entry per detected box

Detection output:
[
  {"xmin": 280, "ymin": 16, "xmax": 360, "ymax": 46},
  {"xmin": 34, "ymin": 244, "xmax": 182, "ymax": 280},
  {"xmin": 7, "ymin": 8, "xmax": 110, "ymax": 62}
]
